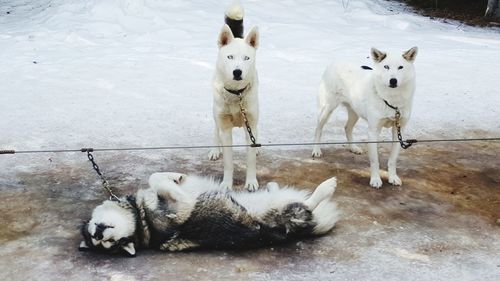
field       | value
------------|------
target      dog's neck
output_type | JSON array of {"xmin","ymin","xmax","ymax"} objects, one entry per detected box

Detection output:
[
  {"xmin": 374, "ymin": 83, "xmax": 413, "ymax": 111},
  {"xmin": 122, "ymin": 195, "xmax": 149, "ymax": 248},
  {"xmin": 224, "ymin": 84, "xmax": 250, "ymax": 97}
]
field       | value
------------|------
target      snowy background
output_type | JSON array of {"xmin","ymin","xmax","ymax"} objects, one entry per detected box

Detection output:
[{"xmin": 0, "ymin": 0, "xmax": 499, "ymax": 156}]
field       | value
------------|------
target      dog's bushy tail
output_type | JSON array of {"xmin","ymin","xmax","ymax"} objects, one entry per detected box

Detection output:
[{"xmin": 225, "ymin": 2, "xmax": 244, "ymax": 38}]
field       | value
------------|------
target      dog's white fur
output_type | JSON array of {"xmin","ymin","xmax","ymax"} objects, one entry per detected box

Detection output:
[
  {"xmin": 148, "ymin": 172, "xmax": 339, "ymax": 235},
  {"xmin": 208, "ymin": 2, "xmax": 260, "ymax": 191},
  {"xmin": 312, "ymin": 47, "xmax": 418, "ymax": 188}
]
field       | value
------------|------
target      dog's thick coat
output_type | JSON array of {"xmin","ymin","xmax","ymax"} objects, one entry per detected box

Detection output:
[
  {"xmin": 79, "ymin": 172, "xmax": 339, "ymax": 256},
  {"xmin": 312, "ymin": 47, "xmax": 418, "ymax": 188},
  {"xmin": 208, "ymin": 2, "xmax": 260, "ymax": 191}
]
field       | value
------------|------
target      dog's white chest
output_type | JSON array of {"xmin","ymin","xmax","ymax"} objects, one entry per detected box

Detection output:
[{"xmin": 218, "ymin": 103, "xmax": 245, "ymax": 128}]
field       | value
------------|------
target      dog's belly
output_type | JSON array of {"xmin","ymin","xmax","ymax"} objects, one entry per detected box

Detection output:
[{"xmin": 218, "ymin": 113, "xmax": 245, "ymax": 129}]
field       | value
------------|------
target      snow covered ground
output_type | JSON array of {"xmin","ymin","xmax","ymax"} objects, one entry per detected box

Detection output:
[
  {"xmin": 0, "ymin": 1, "xmax": 499, "ymax": 280},
  {"xmin": 0, "ymin": 0, "xmax": 499, "ymax": 155}
]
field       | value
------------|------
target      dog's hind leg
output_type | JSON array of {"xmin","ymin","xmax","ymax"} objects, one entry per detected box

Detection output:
[
  {"xmin": 388, "ymin": 126, "xmax": 402, "ymax": 186},
  {"xmin": 345, "ymin": 105, "xmax": 363, "ymax": 154},
  {"xmin": 208, "ymin": 125, "xmax": 222, "ymax": 161},
  {"xmin": 305, "ymin": 177, "xmax": 336, "ymax": 210},
  {"xmin": 313, "ymin": 81, "xmax": 340, "ymax": 158},
  {"xmin": 312, "ymin": 105, "xmax": 337, "ymax": 158}
]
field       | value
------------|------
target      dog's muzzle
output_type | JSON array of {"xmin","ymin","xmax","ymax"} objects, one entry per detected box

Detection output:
[
  {"xmin": 389, "ymin": 78, "xmax": 398, "ymax": 88},
  {"xmin": 233, "ymin": 69, "xmax": 242, "ymax": 81}
]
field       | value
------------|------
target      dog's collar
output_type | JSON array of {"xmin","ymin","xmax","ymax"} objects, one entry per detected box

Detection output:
[
  {"xmin": 224, "ymin": 84, "xmax": 249, "ymax": 96},
  {"xmin": 383, "ymin": 99, "xmax": 399, "ymax": 111}
]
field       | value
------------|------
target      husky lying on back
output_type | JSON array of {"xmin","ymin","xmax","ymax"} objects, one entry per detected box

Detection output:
[{"xmin": 79, "ymin": 173, "xmax": 339, "ymax": 256}]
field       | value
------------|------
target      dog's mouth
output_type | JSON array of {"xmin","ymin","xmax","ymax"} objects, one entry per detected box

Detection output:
[
  {"xmin": 389, "ymin": 84, "xmax": 398, "ymax": 88},
  {"xmin": 233, "ymin": 77, "xmax": 242, "ymax": 81}
]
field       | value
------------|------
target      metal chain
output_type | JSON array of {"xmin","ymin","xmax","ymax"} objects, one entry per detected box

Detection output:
[
  {"xmin": 393, "ymin": 108, "xmax": 417, "ymax": 149},
  {"xmin": 85, "ymin": 150, "xmax": 120, "ymax": 201},
  {"xmin": 238, "ymin": 97, "xmax": 261, "ymax": 148}
]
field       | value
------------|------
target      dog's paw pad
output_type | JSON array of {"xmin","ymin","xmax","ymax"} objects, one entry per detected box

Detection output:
[
  {"xmin": 349, "ymin": 145, "xmax": 363, "ymax": 155},
  {"xmin": 245, "ymin": 180, "xmax": 259, "ymax": 192},
  {"xmin": 312, "ymin": 148, "xmax": 323, "ymax": 158},
  {"xmin": 388, "ymin": 175, "xmax": 402, "ymax": 186},
  {"xmin": 370, "ymin": 177, "xmax": 383, "ymax": 189},
  {"xmin": 208, "ymin": 149, "xmax": 221, "ymax": 161}
]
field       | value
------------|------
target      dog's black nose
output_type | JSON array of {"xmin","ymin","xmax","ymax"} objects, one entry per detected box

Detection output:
[
  {"xmin": 233, "ymin": 69, "xmax": 242, "ymax": 80},
  {"xmin": 389, "ymin": 78, "xmax": 398, "ymax": 87}
]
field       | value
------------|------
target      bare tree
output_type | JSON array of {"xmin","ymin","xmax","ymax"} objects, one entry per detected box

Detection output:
[{"xmin": 485, "ymin": 0, "xmax": 500, "ymax": 18}]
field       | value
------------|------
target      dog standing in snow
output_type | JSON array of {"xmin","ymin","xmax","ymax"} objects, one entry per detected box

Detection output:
[
  {"xmin": 312, "ymin": 47, "xmax": 418, "ymax": 188},
  {"xmin": 79, "ymin": 172, "xmax": 339, "ymax": 255},
  {"xmin": 208, "ymin": 3, "xmax": 260, "ymax": 191}
]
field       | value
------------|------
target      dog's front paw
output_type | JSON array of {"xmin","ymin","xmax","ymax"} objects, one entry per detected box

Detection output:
[
  {"xmin": 208, "ymin": 148, "xmax": 221, "ymax": 161},
  {"xmin": 219, "ymin": 180, "xmax": 233, "ymax": 190},
  {"xmin": 349, "ymin": 145, "xmax": 363, "ymax": 155},
  {"xmin": 370, "ymin": 176, "xmax": 383, "ymax": 189},
  {"xmin": 388, "ymin": 174, "xmax": 402, "ymax": 186},
  {"xmin": 312, "ymin": 147, "xmax": 323, "ymax": 158},
  {"xmin": 245, "ymin": 179, "xmax": 259, "ymax": 192}
]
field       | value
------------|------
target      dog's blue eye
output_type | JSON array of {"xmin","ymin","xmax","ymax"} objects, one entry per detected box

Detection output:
[
  {"xmin": 227, "ymin": 55, "xmax": 233, "ymax": 59},
  {"xmin": 244, "ymin": 56, "xmax": 250, "ymax": 61},
  {"xmin": 384, "ymin": 65, "xmax": 390, "ymax": 70},
  {"xmin": 398, "ymin": 66, "xmax": 403, "ymax": 70}
]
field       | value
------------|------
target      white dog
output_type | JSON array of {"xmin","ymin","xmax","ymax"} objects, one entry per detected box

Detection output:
[
  {"xmin": 312, "ymin": 47, "xmax": 418, "ymax": 188},
  {"xmin": 208, "ymin": 3, "xmax": 260, "ymax": 191}
]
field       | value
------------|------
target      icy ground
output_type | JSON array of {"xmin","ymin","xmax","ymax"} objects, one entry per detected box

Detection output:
[{"xmin": 0, "ymin": 0, "xmax": 499, "ymax": 280}]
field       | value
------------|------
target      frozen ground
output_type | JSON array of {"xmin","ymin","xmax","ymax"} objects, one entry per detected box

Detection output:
[{"xmin": 0, "ymin": 0, "xmax": 499, "ymax": 280}]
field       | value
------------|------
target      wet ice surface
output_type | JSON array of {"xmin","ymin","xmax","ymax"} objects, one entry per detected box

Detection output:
[{"xmin": 1, "ymin": 142, "xmax": 499, "ymax": 281}]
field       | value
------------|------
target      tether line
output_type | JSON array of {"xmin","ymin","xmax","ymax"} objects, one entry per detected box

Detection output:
[{"xmin": 1, "ymin": 137, "xmax": 499, "ymax": 155}]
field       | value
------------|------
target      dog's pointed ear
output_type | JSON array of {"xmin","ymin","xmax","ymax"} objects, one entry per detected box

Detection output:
[
  {"xmin": 122, "ymin": 242, "xmax": 136, "ymax": 257},
  {"xmin": 218, "ymin": 24, "xmax": 234, "ymax": 48},
  {"xmin": 245, "ymin": 26, "xmax": 259, "ymax": 49},
  {"xmin": 78, "ymin": 240, "xmax": 90, "ymax": 251},
  {"xmin": 403, "ymin": 46, "xmax": 418, "ymax": 62},
  {"xmin": 371, "ymin": 47, "xmax": 387, "ymax": 63}
]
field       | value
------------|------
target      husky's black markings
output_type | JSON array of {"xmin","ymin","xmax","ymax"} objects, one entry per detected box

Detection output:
[{"xmin": 80, "ymin": 189, "xmax": 325, "ymax": 256}]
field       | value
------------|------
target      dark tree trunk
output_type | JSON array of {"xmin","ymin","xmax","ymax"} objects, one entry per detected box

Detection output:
[{"xmin": 485, "ymin": 0, "xmax": 500, "ymax": 18}]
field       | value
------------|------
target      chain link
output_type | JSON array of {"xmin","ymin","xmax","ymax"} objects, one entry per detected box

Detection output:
[
  {"xmin": 86, "ymin": 150, "xmax": 120, "ymax": 201},
  {"xmin": 238, "ymin": 97, "xmax": 261, "ymax": 148},
  {"xmin": 393, "ymin": 108, "xmax": 417, "ymax": 149}
]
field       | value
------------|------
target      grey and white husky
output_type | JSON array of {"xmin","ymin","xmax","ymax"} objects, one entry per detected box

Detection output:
[{"xmin": 79, "ymin": 173, "xmax": 339, "ymax": 256}]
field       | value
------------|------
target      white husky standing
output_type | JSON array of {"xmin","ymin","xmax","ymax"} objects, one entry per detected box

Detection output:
[
  {"xmin": 208, "ymin": 2, "xmax": 260, "ymax": 191},
  {"xmin": 312, "ymin": 47, "xmax": 418, "ymax": 188}
]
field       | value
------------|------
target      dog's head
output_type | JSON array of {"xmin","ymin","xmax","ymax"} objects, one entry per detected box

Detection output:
[
  {"xmin": 371, "ymin": 47, "xmax": 418, "ymax": 89},
  {"xmin": 79, "ymin": 200, "xmax": 137, "ymax": 257},
  {"xmin": 216, "ymin": 24, "xmax": 259, "ymax": 87}
]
